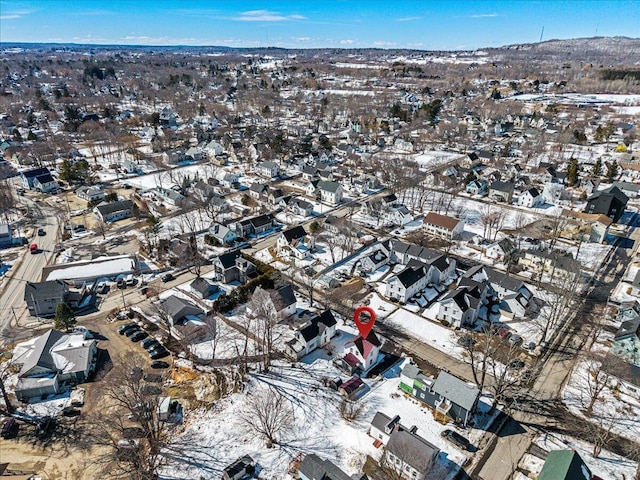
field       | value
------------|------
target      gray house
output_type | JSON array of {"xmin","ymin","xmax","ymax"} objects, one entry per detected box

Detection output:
[
  {"xmin": 14, "ymin": 329, "xmax": 98, "ymax": 401},
  {"xmin": 158, "ymin": 295, "xmax": 204, "ymax": 325},
  {"xmin": 189, "ymin": 277, "xmax": 219, "ymax": 299},
  {"xmin": 222, "ymin": 455, "xmax": 255, "ymax": 480},
  {"xmin": 24, "ymin": 280, "xmax": 69, "ymax": 317},
  {"xmin": 298, "ymin": 454, "xmax": 366, "ymax": 480},
  {"xmin": 0, "ymin": 223, "xmax": 12, "ymax": 247},
  {"xmin": 93, "ymin": 199, "xmax": 133, "ymax": 223},
  {"xmin": 400, "ymin": 364, "xmax": 479, "ymax": 427}
]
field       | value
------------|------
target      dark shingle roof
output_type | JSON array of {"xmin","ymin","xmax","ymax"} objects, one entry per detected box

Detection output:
[
  {"xmin": 386, "ymin": 429, "xmax": 440, "ymax": 475},
  {"xmin": 23, "ymin": 280, "xmax": 67, "ymax": 305},
  {"xmin": 298, "ymin": 454, "xmax": 354, "ymax": 480},
  {"xmin": 432, "ymin": 371, "xmax": 480, "ymax": 411},
  {"xmin": 281, "ymin": 225, "xmax": 307, "ymax": 243},
  {"xmin": 95, "ymin": 200, "xmax": 133, "ymax": 216}
]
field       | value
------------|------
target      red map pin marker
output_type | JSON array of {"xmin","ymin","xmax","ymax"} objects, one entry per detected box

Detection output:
[{"xmin": 354, "ymin": 306, "xmax": 376, "ymax": 339}]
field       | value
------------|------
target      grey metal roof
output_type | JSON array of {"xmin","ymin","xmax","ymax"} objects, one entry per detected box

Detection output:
[
  {"xmin": 298, "ymin": 454, "xmax": 354, "ymax": 480},
  {"xmin": 159, "ymin": 295, "xmax": 204, "ymax": 324},
  {"xmin": 432, "ymin": 371, "xmax": 480, "ymax": 412},
  {"xmin": 23, "ymin": 280, "xmax": 68, "ymax": 305},
  {"xmin": 94, "ymin": 199, "xmax": 133, "ymax": 216},
  {"xmin": 19, "ymin": 329, "xmax": 66, "ymax": 376},
  {"xmin": 386, "ymin": 428, "xmax": 440, "ymax": 475}
]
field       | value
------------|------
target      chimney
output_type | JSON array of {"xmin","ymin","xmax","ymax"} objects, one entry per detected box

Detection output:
[{"xmin": 409, "ymin": 425, "xmax": 418, "ymax": 435}]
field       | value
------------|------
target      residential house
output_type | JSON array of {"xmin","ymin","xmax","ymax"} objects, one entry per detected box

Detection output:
[
  {"xmin": 249, "ymin": 182, "xmax": 269, "ymax": 199},
  {"xmin": 463, "ymin": 265, "xmax": 533, "ymax": 304},
  {"xmin": 317, "ymin": 180, "xmax": 343, "ymax": 206},
  {"xmin": 302, "ymin": 166, "xmax": 318, "ymax": 181},
  {"xmin": 613, "ymin": 310, "xmax": 640, "ymax": 366},
  {"xmin": 298, "ymin": 454, "xmax": 366, "ymax": 480},
  {"xmin": 466, "ymin": 179, "xmax": 488, "ymax": 195},
  {"xmin": 154, "ymin": 187, "xmax": 184, "ymax": 207},
  {"xmin": 158, "ymin": 295, "xmax": 204, "ymax": 326},
  {"xmin": 584, "ymin": 185, "xmax": 629, "ymax": 222},
  {"xmin": 399, "ymin": 364, "xmax": 480, "ymax": 427},
  {"xmin": 286, "ymin": 310, "xmax": 337, "ymax": 359},
  {"xmin": 370, "ymin": 412, "xmax": 440, "ymax": 479},
  {"xmin": 518, "ymin": 250, "xmax": 582, "ymax": 281},
  {"xmin": 485, "ymin": 238, "xmax": 516, "ymax": 262},
  {"xmin": 93, "ymin": 200, "xmax": 133, "ymax": 223},
  {"xmin": 14, "ymin": 329, "xmax": 98, "ymax": 401},
  {"xmin": 518, "ymin": 188, "xmax": 544, "ymax": 208},
  {"xmin": 613, "ymin": 181, "xmax": 640, "ymax": 198},
  {"xmin": 122, "ymin": 158, "xmax": 138, "ymax": 174},
  {"xmin": 159, "ymin": 107, "xmax": 177, "ymax": 127},
  {"xmin": 537, "ymin": 450, "xmax": 592, "ymax": 480},
  {"xmin": 304, "ymin": 180, "xmax": 320, "ymax": 198},
  {"xmin": 162, "ymin": 149, "xmax": 189, "ymax": 165},
  {"xmin": 23, "ymin": 280, "xmax": 69, "ymax": 317},
  {"xmin": 287, "ymin": 197, "xmax": 314, "ymax": 217},
  {"xmin": 388, "ymin": 204, "xmax": 413, "ymax": 226},
  {"xmin": 436, "ymin": 284, "xmax": 485, "ymax": 328},
  {"xmin": 222, "ymin": 455, "xmax": 255, "ymax": 480},
  {"xmin": 0, "ymin": 223, "xmax": 13, "ymax": 248},
  {"xmin": 256, "ymin": 161, "xmax": 279, "ymax": 178},
  {"xmin": 582, "ymin": 178, "xmax": 599, "ymax": 196},
  {"xmin": 208, "ymin": 223, "xmax": 238, "ymax": 246},
  {"xmin": 340, "ymin": 330, "xmax": 382, "ymax": 374},
  {"xmin": 388, "ymin": 239, "xmax": 442, "ymax": 265},
  {"xmin": 250, "ymin": 284, "xmax": 297, "ymax": 318},
  {"xmin": 32, "ymin": 171, "xmax": 59, "ymax": 193},
  {"xmin": 212, "ymin": 250, "xmax": 257, "ymax": 284},
  {"xmin": 75, "ymin": 185, "xmax": 105, "ymax": 203},
  {"xmin": 235, "ymin": 213, "xmax": 277, "ymax": 238},
  {"xmin": 276, "ymin": 225, "xmax": 314, "ymax": 261},
  {"xmin": 268, "ymin": 188, "xmax": 286, "ymax": 206},
  {"xmin": 488, "ymin": 181, "xmax": 515, "ymax": 203},
  {"xmin": 423, "ymin": 212, "xmax": 464, "ymax": 240},
  {"xmin": 359, "ymin": 248, "xmax": 390, "ymax": 275},
  {"xmin": 220, "ymin": 172, "xmax": 240, "ymax": 189},
  {"xmin": 385, "ymin": 255, "xmax": 456, "ymax": 303},
  {"xmin": 20, "ymin": 167, "xmax": 55, "ymax": 191},
  {"xmin": 204, "ymin": 140, "xmax": 224, "ymax": 158},
  {"xmin": 189, "ymin": 277, "xmax": 219, "ymax": 300}
]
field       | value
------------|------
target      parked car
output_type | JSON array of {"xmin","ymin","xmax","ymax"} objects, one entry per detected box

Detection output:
[
  {"xmin": 497, "ymin": 328, "xmax": 512, "ymax": 340},
  {"xmin": 149, "ymin": 347, "xmax": 169, "ymax": 359},
  {"xmin": 1, "ymin": 418, "xmax": 18, "ymax": 439},
  {"xmin": 117, "ymin": 322, "xmax": 138, "ymax": 335},
  {"xmin": 441, "ymin": 429, "xmax": 470, "ymax": 450},
  {"xmin": 150, "ymin": 360, "xmax": 170, "ymax": 369},
  {"xmin": 508, "ymin": 359, "xmax": 525, "ymax": 370},
  {"xmin": 161, "ymin": 273, "xmax": 175, "ymax": 283},
  {"xmin": 117, "ymin": 278, "xmax": 126, "ymax": 289},
  {"xmin": 509, "ymin": 334, "xmax": 523, "ymax": 347},
  {"xmin": 130, "ymin": 330, "xmax": 148, "ymax": 342},
  {"xmin": 124, "ymin": 327, "xmax": 142, "ymax": 338},
  {"xmin": 37, "ymin": 228, "xmax": 46, "ymax": 236},
  {"xmin": 96, "ymin": 282, "xmax": 109, "ymax": 294},
  {"xmin": 523, "ymin": 341, "xmax": 537, "ymax": 351},
  {"xmin": 141, "ymin": 338, "xmax": 160, "ymax": 350}
]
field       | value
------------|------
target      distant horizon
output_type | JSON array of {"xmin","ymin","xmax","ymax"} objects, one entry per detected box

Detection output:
[
  {"xmin": 2, "ymin": 35, "xmax": 639, "ymax": 53},
  {"xmin": 1, "ymin": 1, "xmax": 639, "ymax": 51}
]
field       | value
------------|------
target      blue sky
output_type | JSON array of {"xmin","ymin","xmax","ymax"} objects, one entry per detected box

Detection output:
[{"xmin": 1, "ymin": 1, "xmax": 638, "ymax": 50}]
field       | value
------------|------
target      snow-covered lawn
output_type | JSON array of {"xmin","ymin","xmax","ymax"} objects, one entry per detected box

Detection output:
[
  {"xmin": 518, "ymin": 431, "xmax": 637, "ymax": 480},
  {"xmin": 563, "ymin": 358, "xmax": 640, "ymax": 442},
  {"xmin": 162, "ymin": 358, "xmax": 469, "ymax": 480}
]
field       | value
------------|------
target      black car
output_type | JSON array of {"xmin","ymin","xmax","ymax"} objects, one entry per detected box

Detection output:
[
  {"xmin": 161, "ymin": 273, "xmax": 175, "ymax": 283},
  {"xmin": 442, "ymin": 429, "xmax": 470, "ymax": 450},
  {"xmin": 457, "ymin": 335, "xmax": 476, "ymax": 348},
  {"xmin": 125, "ymin": 327, "xmax": 142, "ymax": 338},
  {"xmin": 1, "ymin": 418, "xmax": 18, "ymax": 439},
  {"xmin": 37, "ymin": 228, "xmax": 46, "ymax": 236},
  {"xmin": 118, "ymin": 322, "xmax": 138, "ymax": 335},
  {"xmin": 149, "ymin": 347, "xmax": 169, "ymax": 359},
  {"xmin": 130, "ymin": 330, "xmax": 148, "ymax": 342},
  {"xmin": 141, "ymin": 338, "xmax": 160, "ymax": 350},
  {"xmin": 150, "ymin": 360, "xmax": 169, "ymax": 369}
]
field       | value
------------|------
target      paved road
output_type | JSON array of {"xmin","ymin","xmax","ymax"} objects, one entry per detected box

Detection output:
[
  {"xmin": 474, "ymin": 241, "xmax": 628, "ymax": 480},
  {"xmin": 0, "ymin": 198, "xmax": 59, "ymax": 340}
]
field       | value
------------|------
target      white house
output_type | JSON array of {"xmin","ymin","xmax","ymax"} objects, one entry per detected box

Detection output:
[
  {"xmin": 423, "ymin": 212, "xmax": 464, "ymax": 240},
  {"xmin": 288, "ymin": 198, "xmax": 314, "ymax": 217},
  {"xmin": 341, "ymin": 330, "xmax": 382, "ymax": 373},
  {"xmin": 276, "ymin": 225, "xmax": 314, "ymax": 260},
  {"xmin": 256, "ymin": 161, "xmax": 279, "ymax": 178},
  {"xmin": 204, "ymin": 140, "xmax": 224, "ymax": 157},
  {"xmin": 154, "ymin": 187, "xmax": 185, "ymax": 207},
  {"xmin": 436, "ymin": 284, "xmax": 486, "ymax": 328},
  {"xmin": 542, "ymin": 182, "xmax": 564, "ymax": 204},
  {"xmin": 318, "ymin": 180, "xmax": 344, "ymax": 206},
  {"xmin": 485, "ymin": 238, "xmax": 516, "ymax": 261},
  {"xmin": 208, "ymin": 223, "xmax": 237, "ymax": 246},
  {"xmin": 75, "ymin": 185, "xmax": 105, "ymax": 203},
  {"xmin": 285, "ymin": 310, "xmax": 337, "ymax": 359},
  {"xmin": 518, "ymin": 188, "xmax": 544, "ymax": 208},
  {"xmin": 93, "ymin": 200, "xmax": 133, "ymax": 223}
]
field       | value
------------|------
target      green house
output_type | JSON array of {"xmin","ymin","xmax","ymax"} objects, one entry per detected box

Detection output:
[{"xmin": 538, "ymin": 450, "xmax": 592, "ymax": 480}]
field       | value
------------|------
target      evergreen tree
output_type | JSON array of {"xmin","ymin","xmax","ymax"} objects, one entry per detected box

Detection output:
[
  {"xmin": 566, "ymin": 158, "xmax": 579, "ymax": 186},
  {"xmin": 54, "ymin": 302, "xmax": 76, "ymax": 332},
  {"xmin": 606, "ymin": 160, "xmax": 619, "ymax": 182},
  {"xmin": 591, "ymin": 158, "xmax": 603, "ymax": 177}
]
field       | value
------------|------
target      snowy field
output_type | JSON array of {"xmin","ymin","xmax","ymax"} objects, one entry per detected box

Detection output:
[{"xmin": 162, "ymin": 358, "xmax": 471, "ymax": 480}]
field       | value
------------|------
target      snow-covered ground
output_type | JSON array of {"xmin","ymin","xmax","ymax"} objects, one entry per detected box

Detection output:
[
  {"xmin": 162, "ymin": 358, "xmax": 472, "ymax": 480},
  {"xmin": 563, "ymin": 358, "xmax": 640, "ymax": 442}
]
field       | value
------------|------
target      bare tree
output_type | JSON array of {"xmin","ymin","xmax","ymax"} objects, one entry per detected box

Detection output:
[
  {"xmin": 247, "ymin": 287, "xmax": 283, "ymax": 372},
  {"xmin": 582, "ymin": 353, "xmax": 626, "ymax": 416},
  {"xmin": 88, "ymin": 354, "xmax": 174, "ymax": 479},
  {"xmin": 0, "ymin": 360, "xmax": 15, "ymax": 414},
  {"xmin": 533, "ymin": 271, "xmax": 580, "ymax": 345},
  {"xmin": 239, "ymin": 387, "xmax": 293, "ymax": 446},
  {"xmin": 95, "ymin": 219, "xmax": 110, "ymax": 240}
]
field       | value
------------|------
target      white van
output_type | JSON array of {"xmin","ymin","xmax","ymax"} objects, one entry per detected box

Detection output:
[{"xmin": 125, "ymin": 274, "xmax": 135, "ymax": 286}]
